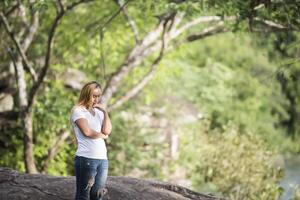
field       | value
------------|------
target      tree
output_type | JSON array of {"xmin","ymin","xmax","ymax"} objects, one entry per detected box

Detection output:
[
  {"xmin": 0, "ymin": 0, "xmax": 299, "ymax": 173},
  {"xmin": 272, "ymin": 32, "xmax": 300, "ymax": 137},
  {"xmin": 0, "ymin": 0, "xmax": 97, "ymax": 173}
]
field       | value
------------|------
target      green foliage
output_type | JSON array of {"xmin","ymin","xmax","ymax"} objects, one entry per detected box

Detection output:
[
  {"xmin": 133, "ymin": 32, "xmax": 297, "ymax": 198},
  {"xmin": 264, "ymin": 32, "xmax": 300, "ymax": 137},
  {"xmin": 204, "ymin": 0, "xmax": 300, "ymax": 29},
  {"xmin": 33, "ymin": 78, "xmax": 77, "ymax": 175},
  {"xmin": 181, "ymin": 122, "xmax": 283, "ymax": 199},
  {"xmin": 108, "ymin": 108, "xmax": 166, "ymax": 178},
  {"xmin": 154, "ymin": 33, "xmax": 287, "ymax": 144},
  {"xmin": 0, "ymin": 121, "xmax": 25, "ymax": 171}
]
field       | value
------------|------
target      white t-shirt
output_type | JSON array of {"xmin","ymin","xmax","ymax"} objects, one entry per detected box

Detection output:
[{"xmin": 71, "ymin": 106, "xmax": 107, "ymax": 159}]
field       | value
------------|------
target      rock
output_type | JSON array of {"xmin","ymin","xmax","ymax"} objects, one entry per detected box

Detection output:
[
  {"xmin": 0, "ymin": 93, "xmax": 14, "ymax": 112},
  {"xmin": 0, "ymin": 167, "xmax": 224, "ymax": 200}
]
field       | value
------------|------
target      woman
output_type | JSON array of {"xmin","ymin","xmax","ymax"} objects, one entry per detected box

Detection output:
[{"xmin": 70, "ymin": 81, "xmax": 112, "ymax": 200}]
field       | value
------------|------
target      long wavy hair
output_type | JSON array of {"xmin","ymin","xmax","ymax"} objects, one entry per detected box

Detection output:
[
  {"xmin": 77, "ymin": 81, "xmax": 102, "ymax": 109},
  {"xmin": 70, "ymin": 81, "xmax": 102, "ymax": 146}
]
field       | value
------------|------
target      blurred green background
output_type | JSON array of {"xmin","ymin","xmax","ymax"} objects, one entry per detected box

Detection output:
[{"xmin": 1, "ymin": 0, "xmax": 300, "ymax": 199}]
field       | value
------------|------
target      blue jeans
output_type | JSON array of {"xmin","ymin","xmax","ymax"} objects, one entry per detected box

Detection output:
[{"xmin": 75, "ymin": 156, "xmax": 109, "ymax": 200}]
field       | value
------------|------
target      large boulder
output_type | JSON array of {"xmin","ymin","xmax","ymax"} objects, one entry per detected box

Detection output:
[
  {"xmin": 0, "ymin": 93, "xmax": 14, "ymax": 112},
  {"xmin": 0, "ymin": 167, "xmax": 224, "ymax": 200}
]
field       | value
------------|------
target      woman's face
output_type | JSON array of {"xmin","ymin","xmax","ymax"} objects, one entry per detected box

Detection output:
[{"xmin": 91, "ymin": 88, "xmax": 101, "ymax": 106}]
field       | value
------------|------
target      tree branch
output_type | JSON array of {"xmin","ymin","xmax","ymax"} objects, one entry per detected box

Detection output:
[
  {"xmin": 66, "ymin": 0, "xmax": 94, "ymax": 10},
  {"xmin": 161, "ymin": 23, "xmax": 229, "ymax": 55},
  {"xmin": 41, "ymin": 130, "xmax": 71, "ymax": 173},
  {"xmin": 103, "ymin": 13, "xmax": 292, "ymax": 107},
  {"xmin": 27, "ymin": 0, "xmax": 94, "ymax": 110},
  {"xmin": 101, "ymin": 14, "xmax": 236, "ymax": 107},
  {"xmin": 6, "ymin": 45, "xmax": 18, "ymax": 78},
  {"xmin": 84, "ymin": 0, "xmax": 130, "ymax": 33},
  {"xmin": 0, "ymin": 11, "xmax": 38, "ymax": 82},
  {"xmin": 114, "ymin": 0, "xmax": 140, "ymax": 43},
  {"xmin": 17, "ymin": 0, "xmax": 29, "ymax": 27},
  {"xmin": 56, "ymin": 0, "xmax": 66, "ymax": 13},
  {"xmin": 101, "ymin": 13, "xmax": 176, "ymax": 105},
  {"xmin": 253, "ymin": 17, "xmax": 297, "ymax": 31},
  {"xmin": 172, "ymin": 16, "xmax": 235, "ymax": 38},
  {"xmin": 107, "ymin": 13, "xmax": 171, "ymax": 111},
  {"xmin": 6, "ymin": 45, "xmax": 29, "ymax": 112},
  {"xmin": 21, "ymin": 8, "xmax": 39, "ymax": 52},
  {"xmin": 186, "ymin": 21, "xmax": 228, "ymax": 42},
  {"xmin": 107, "ymin": 17, "xmax": 230, "ymax": 110},
  {"xmin": 3, "ymin": 3, "xmax": 19, "ymax": 17}
]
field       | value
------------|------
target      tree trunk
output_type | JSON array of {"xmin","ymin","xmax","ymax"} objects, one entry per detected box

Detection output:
[
  {"xmin": 22, "ymin": 110, "xmax": 38, "ymax": 173},
  {"xmin": 14, "ymin": 59, "xmax": 38, "ymax": 174}
]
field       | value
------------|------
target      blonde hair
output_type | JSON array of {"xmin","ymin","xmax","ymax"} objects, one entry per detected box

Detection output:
[
  {"xmin": 77, "ymin": 81, "xmax": 102, "ymax": 109},
  {"xmin": 70, "ymin": 81, "xmax": 102, "ymax": 146}
]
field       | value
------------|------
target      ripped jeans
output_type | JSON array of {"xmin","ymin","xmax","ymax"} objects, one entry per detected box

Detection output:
[{"xmin": 75, "ymin": 156, "xmax": 109, "ymax": 200}]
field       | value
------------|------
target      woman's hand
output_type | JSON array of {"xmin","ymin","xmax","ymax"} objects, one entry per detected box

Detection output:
[
  {"xmin": 94, "ymin": 103, "xmax": 112, "ymax": 135},
  {"xmin": 100, "ymin": 133, "xmax": 109, "ymax": 139}
]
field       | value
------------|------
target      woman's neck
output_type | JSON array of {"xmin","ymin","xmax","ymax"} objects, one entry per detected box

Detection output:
[
  {"xmin": 78, "ymin": 104, "xmax": 92, "ymax": 111},
  {"xmin": 87, "ymin": 106, "xmax": 93, "ymax": 111}
]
